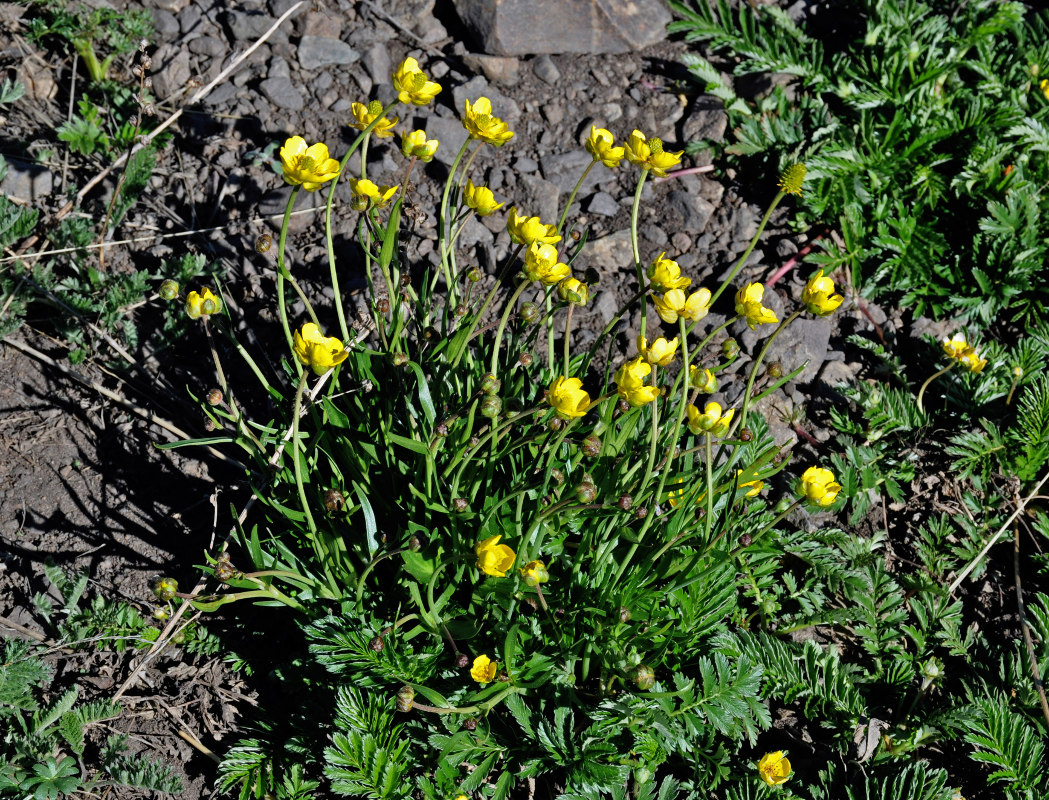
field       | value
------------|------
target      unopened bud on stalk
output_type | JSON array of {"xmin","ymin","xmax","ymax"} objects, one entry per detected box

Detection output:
[
  {"xmin": 634, "ymin": 665, "xmax": 655, "ymax": 690},
  {"xmin": 435, "ymin": 422, "xmax": 449, "ymax": 438},
  {"xmin": 396, "ymin": 685, "xmax": 415, "ymax": 712},
  {"xmin": 206, "ymin": 389, "xmax": 223, "ymax": 406},
  {"xmin": 582, "ymin": 434, "xmax": 602, "ymax": 457},
  {"xmin": 392, "ymin": 352, "xmax": 409, "ymax": 366},
  {"xmin": 481, "ymin": 374, "xmax": 500, "ymax": 394},
  {"xmin": 463, "ymin": 718, "xmax": 478, "ymax": 731},
  {"xmin": 618, "ymin": 494, "xmax": 633, "ymax": 510},
  {"xmin": 204, "ymin": 418, "xmax": 217, "ymax": 431},
  {"xmin": 455, "ymin": 304, "xmax": 468, "ymax": 317},
  {"xmin": 159, "ymin": 279, "xmax": 179, "ymax": 300},
  {"xmin": 369, "ymin": 636, "xmax": 385, "ymax": 652},
  {"xmin": 635, "ymin": 506, "xmax": 648, "ymax": 520},
  {"xmin": 767, "ymin": 362, "xmax": 783, "ymax": 379},
  {"xmin": 452, "ymin": 497, "xmax": 469, "ymax": 513},
  {"xmin": 740, "ymin": 428, "xmax": 753, "ymax": 442},
  {"xmin": 377, "ymin": 297, "xmax": 390, "ymax": 314},
  {"xmin": 324, "ymin": 489, "xmax": 345, "ymax": 512},
  {"xmin": 468, "ymin": 436, "xmax": 481, "ymax": 448},
  {"xmin": 519, "ymin": 302, "xmax": 539, "ymax": 324},
  {"xmin": 456, "ymin": 653, "xmax": 470, "ymax": 668},
  {"xmin": 151, "ymin": 576, "xmax": 178, "ymax": 601},
  {"xmin": 619, "ymin": 605, "xmax": 632, "ymax": 622},
  {"xmin": 634, "ymin": 768, "xmax": 652, "ymax": 785},
  {"xmin": 721, "ymin": 339, "xmax": 739, "ymax": 359},
  {"xmin": 480, "ymin": 395, "xmax": 502, "ymax": 419},
  {"xmin": 618, "ymin": 399, "xmax": 631, "ymax": 414},
  {"xmin": 467, "ymin": 267, "xmax": 483, "ymax": 282},
  {"xmin": 575, "ymin": 482, "xmax": 597, "ymax": 503},
  {"xmin": 255, "ymin": 234, "xmax": 272, "ymax": 253},
  {"xmin": 739, "ymin": 533, "xmax": 752, "ymax": 547},
  {"xmin": 550, "ymin": 468, "xmax": 565, "ymax": 485},
  {"xmin": 498, "ymin": 671, "xmax": 509, "ymax": 682},
  {"xmin": 408, "ymin": 534, "xmax": 423, "ymax": 551},
  {"xmin": 519, "ymin": 352, "xmax": 533, "ymax": 366}
]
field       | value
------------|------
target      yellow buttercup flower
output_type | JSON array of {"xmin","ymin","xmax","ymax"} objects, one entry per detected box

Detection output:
[
  {"xmin": 686, "ymin": 401, "xmax": 733, "ymax": 437},
  {"xmin": 548, "ymin": 376, "xmax": 591, "ymax": 419},
  {"xmin": 624, "ymin": 129, "xmax": 683, "ymax": 177},
  {"xmin": 615, "ymin": 357, "xmax": 661, "ymax": 407},
  {"xmin": 778, "ymin": 163, "xmax": 807, "ymax": 196},
  {"xmin": 507, "ymin": 207, "xmax": 560, "ymax": 246},
  {"xmin": 735, "ymin": 283, "xmax": 779, "ymax": 330},
  {"xmin": 294, "ymin": 323, "xmax": 349, "ymax": 375},
  {"xmin": 523, "ymin": 241, "xmax": 570, "ymax": 285},
  {"xmin": 736, "ymin": 470, "xmax": 764, "ymax": 497},
  {"xmin": 464, "ymin": 180, "xmax": 504, "ymax": 216},
  {"xmin": 584, "ymin": 126, "xmax": 624, "ymax": 168},
  {"xmin": 802, "ymin": 269, "xmax": 844, "ymax": 316},
  {"xmin": 1040, "ymin": 78, "xmax": 1049, "ymax": 101},
  {"xmin": 349, "ymin": 178, "xmax": 399, "ymax": 210},
  {"xmin": 652, "ymin": 288, "xmax": 712, "ymax": 324},
  {"xmin": 757, "ymin": 751, "xmax": 791, "ymax": 786},
  {"xmin": 470, "ymin": 654, "xmax": 498, "ymax": 684},
  {"xmin": 798, "ymin": 466, "xmax": 841, "ymax": 507},
  {"xmin": 476, "ymin": 535, "xmax": 516, "ymax": 577},
  {"xmin": 647, "ymin": 253, "xmax": 691, "ymax": 292},
  {"xmin": 392, "ymin": 57, "xmax": 442, "ymax": 106},
  {"xmin": 558, "ymin": 277, "xmax": 589, "ymax": 305},
  {"xmin": 279, "ymin": 136, "xmax": 341, "ymax": 191},
  {"xmin": 943, "ymin": 333, "xmax": 986, "ymax": 373},
  {"xmin": 689, "ymin": 366, "xmax": 717, "ymax": 393},
  {"xmin": 519, "ymin": 560, "xmax": 550, "ymax": 586},
  {"xmin": 185, "ymin": 287, "xmax": 221, "ymax": 319},
  {"xmin": 348, "ymin": 100, "xmax": 397, "ymax": 137},
  {"xmin": 667, "ymin": 478, "xmax": 704, "ymax": 508},
  {"xmin": 462, "ymin": 97, "xmax": 514, "ymax": 146},
  {"xmin": 637, "ymin": 335, "xmax": 679, "ymax": 367},
  {"xmin": 401, "ymin": 129, "xmax": 438, "ymax": 162}
]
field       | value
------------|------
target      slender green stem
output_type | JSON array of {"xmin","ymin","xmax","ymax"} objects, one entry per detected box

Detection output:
[
  {"xmin": 703, "ymin": 434, "xmax": 714, "ymax": 542},
  {"xmin": 490, "ymin": 280, "xmax": 531, "ymax": 375},
  {"xmin": 557, "ymin": 161, "xmax": 595, "ymax": 234},
  {"xmin": 438, "ymin": 140, "xmax": 473, "ymax": 306},
  {"xmin": 563, "ymin": 304, "xmax": 574, "ymax": 376},
  {"xmin": 276, "ymin": 186, "xmax": 302, "ymax": 375},
  {"xmin": 709, "ymin": 190, "xmax": 786, "ymax": 307},
  {"xmin": 917, "ymin": 363, "xmax": 955, "ymax": 412},
  {"xmin": 730, "ymin": 310, "xmax": 801, "ymax": 438},
  {"xmin": 630, "ymin": 170, "xmax": 650, "ymax": 339},
  {"xmin": 449, "ymin": 243, "xmax": 525, "ymax": 368}
]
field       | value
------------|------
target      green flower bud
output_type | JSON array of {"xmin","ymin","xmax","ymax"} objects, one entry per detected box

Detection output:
[
  {"xmin": 396, "ymin": 685, "xmax": 415, "ymax": 712},
  {"xmin": 721, "ymin": 338, "xmax": 740, "ymax": 359},
  {"xmin": 480, "ymin": 395, "xmax": 502, "ymax": 419},
  {"xmin": 206, "ymin": 389, "xmax": 223, "ymax": 406},
  {"xmin": 392, "ymin": 352, "xmax": 409, "ymax": 366},
  {"xmin": 634, "ymin": 665, "xmax": 655, "ymax": 690},
  {"xmin": 159, "ymin": 279, "xmax": 179, "ymax": 300},
  {"xmin": 481, "ymin": 374, "xmax": 501, "ymax": 394},
  {"xmin": 519, "ymin": 302, "xmax": 540, "ymax": 324},
  {"xmin": 255, "ymin": 233, "xmax": 272, "ymax": 253},
  {"xmin": 581, "ymin": 434, "xmax": 602, "ymax": 458},
  {"xmin": 151, "ymin": 576, "xmax": 178, "ymax": 602}
]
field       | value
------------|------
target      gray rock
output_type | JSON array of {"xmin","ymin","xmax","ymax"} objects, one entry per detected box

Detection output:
[
  {"xmin": 541, "ymin": 103, "xmax": 564, "ymax": 126},
  {"xmin": 300, "ymin": 10, "xmax": 341, "ymax": 37},
  {"xmin": 269, "ymin": 55, "xmax": 290, "ymax": 80},
  {"xmin": 665, "ymin": 190, "xmax": 716, "ymax": 235},
  {"xmin": 362, "ymin": 42, "xmax": 392, "ymax": 86},
  {"xmin": 151, "ymin": 8, "xmax": 179, "ymax": 38},
  {"xmin": 269, "ymin": 0, "xmax": 305, "ymax": 19},
  {"xmin": 641, "ymin": 223, "xmax": 668, "ymax": 248},
  {"xmin": 259, "ymin": 76, "xmax": 304, "ymax": 110},
  {"xmin": 203, "ymin": 83, "xmax": 239, "ymax": 106},
  {"xmin": 0, "ymin": 160, "xmax": 53, "ymax": 202},
  {"xmin": 420, "ymin": 116, "xmax": 470, "ymax": 167},
  {"xmin": 149, "ymin": 0, "xmax": 188, "ymax": 13},
  {"xmin": 188, "ymin": 35, "xmax": 226, "ymax": 57},
  {"xmin": 222, "ymin": 10, "xmax": 288, "ymax": 45},
  {"xmin": 539, "ymin": 150, "xmax": 599, "ymax": 194},
  {"xmin": 766, "ymin": 316, "xmax": 832, "ymax": 383},
  {"xmin": 670, "ymin": 231, "xmax": 692, "ymax": 254},
  {"xmin": 462, "ymin": 53, "xmax": 520, "ymax": 84},
  {"xmin": 298, "ymin": 35, "xmax": 360, "ymax": 70},
  {"xmin": 152, "ymin": 45, "xmax": 191, "ymax": 99},
  {"xmin": 453, "ymin": 0, "xmax": 670, "ymax": 55},
  {"xmin": 457, "ymin": 214, "xmax": 493, "ymax": 249},
  {"xmin": 533, "ymin": 55, "xmax": 560, "ymax": 84},
  {"xmin": 731, "ymin": 203, "xmax": 759, "ymax": 250},
  {"xmin": 416, "ymin": 14, "xmax": 447, "ymax": 44},
  {"xmin": 452, "ymin": 76, "xmax": 520, "ymax": 124},
  {"xmin": 587, "ymin": 191, "xmax": 618, "ymax": 217},
  {"xmin": 682, "ymin": 100, "xmax": 728, "ymax": 145},
  {"xmin": 584, "ymin": 229, "xmax": 633, "ymax": 275},
  {"xmin": 260, "ymin": 186, "xmax": 321, "ymax": 233},
  {"xmin": 517, "ymin": 174, "xmax": 560, "ymax": 225},
  {"xmin": 178, "ymin": 3, "xmax": 201, "ymax": 35},
  {"xmin": 592, "ymin": 288, "xmax": 618, "ymax": 325},
  {"xmin": 514, "ymin": 156, "xmax": 538, "ymax": 173}
]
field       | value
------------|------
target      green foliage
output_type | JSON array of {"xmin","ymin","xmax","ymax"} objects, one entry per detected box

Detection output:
[{"xmin": 671, "ymin": 0, "xmax": 1049, "ymax": 324}]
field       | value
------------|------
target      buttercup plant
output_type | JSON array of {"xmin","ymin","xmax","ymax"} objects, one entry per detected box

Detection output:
[{"xmin": 166, "ymin": 54, "xmax": 868, "ymax": 799}]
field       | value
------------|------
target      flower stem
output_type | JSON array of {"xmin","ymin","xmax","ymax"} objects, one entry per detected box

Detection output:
[
  {"xmin": 438, "ymin": 140, "xmax": 472, "ymax": 308},
  {"xmin": 563, "ymin": 303, "xmax": 574, "ymax": 376},
  {"xmin": 490, "ymin": 280, "xmax": 531, "ymax": 376},
  {"xmin": 730, "ymin": 309, "xmax": 801, "ymax": 438},
  {"xmin": 917, "ymin": 363, "xmax": 955, "ymax": 412},
  {"xmin": 630, "ymin": 170, "xmax": 650, "ymax": 339},
  {"xmin": 557, "ymin": 161, "xmax": 595, "ymax": 234},
  {"xmin": 709, "ymin": 190, "xmax": 785, "ymax": 308},
  {"xmin": 276, "ymin": 186, "xmax": 302, "ymax": 377}
]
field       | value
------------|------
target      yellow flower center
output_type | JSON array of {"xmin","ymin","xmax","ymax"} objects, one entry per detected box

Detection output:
[
  {"xmin": 367, "ymin": 99, "xmax": 383, "ymax": 115},
  {"xmin": 648, "ymin": 138, "xmax": 664, "ymax": 154},
  {"xmin": 475, "ymin": 113, "xmax": 492, "ymax": 129},
  {"xmin": 296, "ymin": 155, "xmax": 316, "ymax": 173},
  {"xmin": 411, "ymin": 72, "xmax": 427, "ymax": 91}
]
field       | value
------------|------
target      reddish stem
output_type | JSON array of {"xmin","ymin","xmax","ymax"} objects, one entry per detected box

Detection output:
[
  {"xmin": 766, "ymin": 229, "xmax": 827, "ymax": 287},
  {"xmin": 654, "ymin": 164, "xmax": 716, "ymax": 183}
]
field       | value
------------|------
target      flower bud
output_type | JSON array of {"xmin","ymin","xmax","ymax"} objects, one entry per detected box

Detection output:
[
  {"xmin": 463, "ymin": 718, "xmax": 478, "ymax": 731},
  {"xmin": 740, "ymin": 428, "xmax": 753, "ymax": 442},
  {"xmin": 422, "ymin": 326, "xmax": 438, "ymax": 340},
  {"xmin": 435, "ymin": 422, "xmax": 449, "ymax": 438},
  {"xmin": 635, "ymin": 506, "xmax": 648, "ymax": 520},
  {"xmin": 721, "ymin": 338, "xmax": 740, "ymax": 359},
  {"xmin": 739, "ymin": 533, "xmax": 752, "ymax": 547},
  {"xmin": 369, "ymin": 636, "xmax": 385, "ymax": 652},
  {"xmin": 153, "ymin": 607, "xmax": 169, "ymax": 620},
  {"xmin": 519, "ymin": 352, "xmax": 533, "ymax": 367},
  {"xmin": 481, "ymin": 374, "xmax": 500, "ymax": 394},
  {"xmin": 377, "ymin": 296, "xmax": 391, "ymax": 314},
  {"xmin": 452, "ymin": 497, "xmax": 469, "ymax": 513},
  {"xmin": 575, "ymin": 482, "xmax": 597, "ymax": 503},
  {"xmin": 689, "ymin": 366, "xmax": 717, "ymax": 394},
  {"xmin": 480, "ymin": 395, "xmax": 502, "ymax": 419},
  {"xmin": 618, "ymin": 399, "xmax": 631, "ymax": 414},
  {"xmin": 467, "ymin": 267, "xmax": 483, "ymax": 283},
  {"xmin": 255, "ymin": 233, "xmax": 272, "ymax": 253},
  {"xmin": 151, "ymin": 576, "xmax": 178, "ymax": 601},
  {"xmin": 204, "ymin": 418, "xmax": 217, "ymax": 431},
  {"xmin": 618, "ymin": 494, "xmax": 633, "ymax": 510},
  {"xmin": 200, "ymin": 296, "xmax": 219, "ymax": 315},
  {"xmin": 392, "ymin": 352, "xmax": 409, "ymax": 367},
  {"xmin": 634, "ymin": 665, "xmax": 655, "ymax": 690},
  {"xmin": 468, "ymin": 436, "xmax": 481, "ymax": 448},
  {"xmin": 408, "ymin": 534, "xmax": 423, "ymax": 551},
  {"xmin": 634, "ymin": 767, "xmax": 652, "ymax": 785},
  {"xmin": 324, "ymin": 489, "xmax": 345, "ymax": 512},
  {"xmin": 548, "ymin": 416, "xmax": 565, "ymax": 431},
  {"xmin": 159, "ymin": 279, "xmax": 179, "ymax": 300},
  {"xmin": 581, "ymin": 434, "xmax": 602, "ymax": 457},
  {"xmin": 396, "ymin": 685, "xmax": 415, "ymax": 712},
  {"xmin": 456, "ymin": 653, "xmax": 470, "ymax": 668},
  {"xmin": 519, "ymin": 302, "xmax": 540, "ymax": 324},
  {"xmin": 550, "ymin": 468, "xmax": 565, "ymax": 485},
  {"xmin": 455, "ymin": 304, "xmax": 468, "ymax": 317},
  {"xmin": 619, "ymin": 605, "xmax": 632, "ymax": 623},
  {"xmin": 767, "ymin": 362, "xmax": 783, "ymax": 379},
  {"xmin": 206, "ymin": 389, "xmax": 223, "ymax": 406}
]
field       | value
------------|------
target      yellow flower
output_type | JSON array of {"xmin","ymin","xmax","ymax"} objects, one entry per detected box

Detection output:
[
  {"xmin": 349, "ymin": 178, "xmax": 399, "ymax": 210},
  {"xmin": 476, "ymin": 535, "xmax": 516, "ymax": 577},
  {"xmin": 637, "ymin": 335, "xmax": 679, "ymax": 367},
  {"xmin": 470, "ymin": 654, "xmax": 498, "ymax": 684},
  {"xmin": 652, "ymin": 288, "xmax": 712, "ymax": 324},
  {"xmin": 647, "ymin": 253, "xmax": 691, "ymax": 292},
  {"xmin": 506, "ymin": 207, "xmax": 560, "ymax": 246},
  {"xmin": 348, "ymin": 100, "xmax": 397, "ymax": 137},
  {"xmin": 734, "ymin": 283, "xmax": 779, "ymax": 330},
  {"xmin": 401, "ymin": 129, "xmax": 438, "ymax": 162},
  {"xmin": 689, "ymin": 366, "xmax": 717, "ymax": 393},
  {"xmin": 1041, "ymin": 78, "xmax": 1049, "ymax": 101},
  {"xmin": 623, "ymin": 129, "xmax": 683, "ymax": 177},
  {"xmin": 667, "ymin": 478, "xmax": 704, "ymax": 508},
  {"xmin": 802, "ymin": 269, "xmax": 844, "ymax": 316},
  {"xmin": 558, "ymin": 277, "xmax": 589, "ymax": 305},
  {"xmin": 294, "ymin": 323, "xmax": 349, "ymax": 375},
  {"xmin": 462, "ymin": 97, "xmax": 515, "ymax": 146},
  {"xmin": 757, "ymin": 751, "xmax": 791, "ymax": 786},
  {"xmin": 279, "ymin": 136, "xmax": 341, "ymax": 191},
  {"xmin": 686, "ymin": 402, "xmax": 733, "ymax": 437},
  {"xmin": 464, "ymin": 180, "xmax": 504, "ymax": 216},
  {"xmin": 524, "ymin": 242, "xmax": 570, "ymax": 285},
  {"xmin": 519, "ymin": 560, "xmax": 550, "ymax": 586},
  {"xmin": 615, "ymin": 357, "xmax": 661, "ymax": 407},
  {"xmin": 943, "ymin": 334, "xmax": 986, "ymax": 373},
  {"xmin": 584, "ymin": 126, "xmax": 624, "ymax": 168},
  {"xmin": 185, "ymin": 288, "xmax": 221, "ymax": 319},
  {"xmin": 778, "ymin": 163, "xmax": 807, "ymax": 196},
  {"xmin": 798, "ymin": 466, "xmax": 841, "ymax": 507},
  {"xmin": 736, "ymin": 470, "xmax": 764, "ymax": 497},
  {"xmin": 392, "ymin": 57, "xmax": 442, "ymax": 106},
  {"xmin": 548, "ymin": 376, "xmax": 591, "ymax": 419}
]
